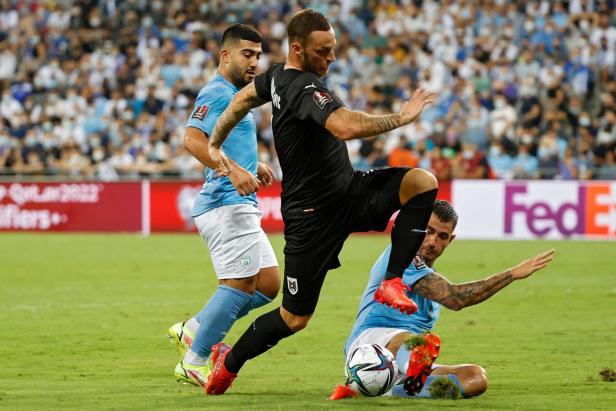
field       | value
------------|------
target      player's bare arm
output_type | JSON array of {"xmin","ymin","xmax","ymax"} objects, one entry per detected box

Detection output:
[
  {"xmin": 413, "ymin": 249, "xmax": 555, "ymax": 311},
  {"xmin": 208, "ymin": 83, "xmax": 267, "ymax": 175},
  {"xmin": 325, "ymin": 88, "xmax": 436, "ymax": 140},
  {"xmin": 184, "ymin": 126, "xmax": 259, "ymax": 196}
]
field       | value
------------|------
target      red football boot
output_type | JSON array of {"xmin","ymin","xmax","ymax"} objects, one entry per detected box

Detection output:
[
  {"xmin": 403, "ymin": 333, "xmax": 441, "ymax": 395},
  {"xmin": 374, "ymin": 278, "xmax": 418, "ymax": 315},
  {"xmin": 328, "ymin": 384, "xmax": 358, "ymax": 400},
  {"xmin": 424, "ymin": 332, "xmax": 441, "ymax": 362},
  {"xmin": 205, "ymin": 343, "xmax": 237, "ymax": 395}
]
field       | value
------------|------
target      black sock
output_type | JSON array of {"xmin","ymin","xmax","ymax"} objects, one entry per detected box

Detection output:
[
  {"xmin": 384, "ymin": 188, "xmax": 438, "ymax": 280},
  {"xmin": 224, "ymin": 307, "xmax": 294, "ymax": 373}
]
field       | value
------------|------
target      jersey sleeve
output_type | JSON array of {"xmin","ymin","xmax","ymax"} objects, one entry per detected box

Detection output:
[
  {"xmin": 254, "ymin": 66, "xmax": 275, "ymax": 102},
  {"xmin": 185, "ymin": 90, "xmax": 230, "ymax": 137},
  {"xmin": 288, "ymin": 73, "xmax": 344, "ymax": 126},
  {"xmin": 404, "ymin": 256, "xmax": 435, "ymax": 288}
]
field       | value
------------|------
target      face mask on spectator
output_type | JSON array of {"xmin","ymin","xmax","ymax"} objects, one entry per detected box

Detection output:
[
  {"xmin": 463, "ymin": 149, "xmax": 474, "ymax": 159},
  {"xmin": 93, "ymin": 149, "xmax": 105, "ymax": 162},
  {"xmin": 579, "ymin": 117, "xmax": 591, "ymax": 127},
  {"xmin": 434, "ymin": 123, "xmax": 445, "ymax": 133},
  {"xmin": 490, "ymin": 146, "xmax": 502, "ymax": 156},
  {"xmin": 522, "ymin": 134, "xmax": 534, "ymax": 145},
  {"xmin": 598, "ymin": 131, "xmax": 614, "ymax": 144},
  {"xmin": 524, "ymin": 21, "xmax": 535, "ymax": 32},
  {"xmin": 494, "ymin": 99, "xmax": 506, "ymax": 109}
]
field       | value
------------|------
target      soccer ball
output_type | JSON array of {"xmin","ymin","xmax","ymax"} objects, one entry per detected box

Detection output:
[{"xmin": 345, "ymin": 344, "xmax": 398, "ymax": 397}]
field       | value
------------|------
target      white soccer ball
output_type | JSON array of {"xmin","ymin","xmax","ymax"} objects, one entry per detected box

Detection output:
[{"xmin": 345, "ymin": 343, "xmax": 398, "ymax": 397}]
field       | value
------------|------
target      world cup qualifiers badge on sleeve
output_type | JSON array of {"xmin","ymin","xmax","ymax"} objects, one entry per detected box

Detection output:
[
  {"xmin": 313, "ymin": 91, "xmax": 332, "ymax": 109},
  {"xmin": 192, "ymin": 105, "xmax": 209, "ymax": 121}
]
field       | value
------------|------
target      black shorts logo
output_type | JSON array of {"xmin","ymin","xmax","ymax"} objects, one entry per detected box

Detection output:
[
  {"xmin": 287, "ymin": 276, "xmax": 299, "ymax": 295},
  {"xmin": 313, "ymin": 91, "xmax": 333, "ymax": 109},
  {"xmin": 191, "ymin": 105, "xmax": 209, "ymax": 121}
]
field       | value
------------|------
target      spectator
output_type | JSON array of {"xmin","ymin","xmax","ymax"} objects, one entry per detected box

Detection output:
[
  {"xmin": 388, "ymin": 135, "xmax": 418, "ymax": 168},
  {"xmin": 513, "ymin": 144, "xmax": 539, "ymax": 179}
]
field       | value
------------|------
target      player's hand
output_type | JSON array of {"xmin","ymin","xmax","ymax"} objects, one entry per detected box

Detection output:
[
  {"xmin": 228, "ymin": 165, "xmax": 260, "ymax": 196},
  {"xmin": 510, "ymin": 249, "xmax": 556, "ymax": 280},
  {"xmin": 208, "ymin": 145, "xmax": 232, "ymax": 177},
  {"xmin": 401, "ymin": 88, "xmax": 437, "ymax": 122},
  {"xmin": 256, "ymin": 162, "xmax": 275, "ymax": 186}
]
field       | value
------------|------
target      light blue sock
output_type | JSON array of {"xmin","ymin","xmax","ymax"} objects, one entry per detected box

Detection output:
[
  {"xmin": 192, "ymin": 285, "xmax": 252, "ymax": 358},
  {"xmin": 395, "ymin": 344, "xmax": 411, "ymax": 375},
  {"xmin": 235, "ymin": 290, "xmax": 273, "ymax": 319},
  {"xmin": 392, "ymin": 375, "xmax": 464, "ymax": 398},
  {"xmin": 392, "ymin": 346, "xmax": 464, "ymax": 398}
]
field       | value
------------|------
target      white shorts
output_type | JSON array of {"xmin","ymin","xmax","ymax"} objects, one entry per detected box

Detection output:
[
  {"xmin": 194, "ymin": 204, "xmax": 278, "ymax": 279},
  {"xmin": 347, "ymin": 327, "xmax": 441, "ymax": 385},
  {"xmin": 347, "ymin": 327, "xmax": 408, "ymax": 359}
]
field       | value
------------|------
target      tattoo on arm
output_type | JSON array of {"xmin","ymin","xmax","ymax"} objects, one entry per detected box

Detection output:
[
  {"xmin": 412, "ymin": 270, "xmax": 513, "ymax": 311},
  {"xmin": 209, "ymin": 83, "xmax": 266, "ymax": 148},
  {"xmin": 356, "ymin": 112, "xmax": 412, "ymax": 137}
]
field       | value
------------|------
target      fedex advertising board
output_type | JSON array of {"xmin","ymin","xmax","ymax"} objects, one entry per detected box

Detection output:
[{"xmin": 453, "ymin": 180, "xmax": 616, "ymax": 239}]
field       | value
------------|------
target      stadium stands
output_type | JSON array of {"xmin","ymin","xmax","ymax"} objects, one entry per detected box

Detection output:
[{"xmin": 0, "ymin": 0, "xmax": 614, "ymax": 180}]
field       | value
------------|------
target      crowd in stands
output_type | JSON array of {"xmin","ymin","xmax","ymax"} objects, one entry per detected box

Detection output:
[{"xmin": 0, "ymin": 0, "xmax": 615, "ymax": 181}]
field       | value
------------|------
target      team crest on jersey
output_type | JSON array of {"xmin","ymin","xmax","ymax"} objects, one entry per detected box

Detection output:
[
  {"xmin": 240, "ymin": 257, "xmax": 251, "ymax": 269},
  {"xmin": 287, "ymin": 276, "xmax": 299, "ymax": 295},
  {"xmin": 191, "ymin": 105, "xmax": 209, "ymax": 121},
  {"xmin": 313, "ymin": 90, "xmax": 333, "ymax": 109},
  {"xmin": 413, "ymin": 256, "xmax": 427, "ymax": 270}
]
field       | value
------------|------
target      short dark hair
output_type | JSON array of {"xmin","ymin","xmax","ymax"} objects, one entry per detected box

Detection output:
[
  {"xmin": 433, "ymin": 200, "xmax": 458, "ymax": 230},
  {"xmin": 221, "ymin": 24, "xmax": 262, "ymax": 48},
  {"xmin": 287, "ymin": 9, "xmax": 331, "ymax": 45}
]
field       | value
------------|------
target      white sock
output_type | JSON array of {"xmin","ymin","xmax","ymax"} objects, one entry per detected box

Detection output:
[
  {"xmin": 186, "ymin": 318, "xmax": 200, "ymax": 333},
  {"xmin": 184, "ymin": 349, "xmax": 208, "ymax": 366}
]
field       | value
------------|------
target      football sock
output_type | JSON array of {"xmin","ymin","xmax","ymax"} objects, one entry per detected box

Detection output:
[
  {"xmin": 395, "ymin": 344, "xmax": 412, "ymax": 375},
  {"xmin": 186, "ymin": 317, "xmax": 199, "ymax": 332},
  {"xmin": 392, "ymin": 374, "xmax": 464, "ymax": 398},
  {"xmin": 191, "ymin": 285, "xmax": 252, "ymax": 359},
  {"xmin": 235, "ymin": 290, "xmax": 273, "ymax": 319},
  {"xmin": 184, "ymin": 349, "xmax": 208, "ymax": 366},
  {"xmin": 224, "ymin": 307, "xmax": 294, "ymax": 373},
  {"xmin": 385, "ymin": 188, "xmax": 437, "ymax": 280}
]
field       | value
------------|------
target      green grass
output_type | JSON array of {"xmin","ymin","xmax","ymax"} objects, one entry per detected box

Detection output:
[{"xmin": 1, "ymin": 233, "xmax": 615, "ymax": 410}]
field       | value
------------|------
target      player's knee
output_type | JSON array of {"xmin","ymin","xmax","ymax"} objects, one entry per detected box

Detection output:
[
  {"xmin": 221, "ymin": 276, "xmax": 258, "ymax": 294},
  {"xmin": 280, "ymin": 310, "xmax": 311, "ymax": 332},
  {"xmin": 408, "ymin": 168, "xmax": 438, "ymax": 192},
  {"xmin": 464, "ymin": 365, "xmax": 488, "ymax": 397},
  {"xmin": 400, "ymin": 168, "xmax": 438, "ymax": 204},
  {"xmin": 256, "ymin": 268, "xmax": 281, "ymax": 299}
]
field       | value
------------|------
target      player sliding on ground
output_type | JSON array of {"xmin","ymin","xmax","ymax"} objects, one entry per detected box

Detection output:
[
  {"xmin": 331, "ymin": 200, "xmax": 556, "ymax": 400},
  {"xmin": 204, "ymin": 9, "xmax": 438, "ymax": 395}
]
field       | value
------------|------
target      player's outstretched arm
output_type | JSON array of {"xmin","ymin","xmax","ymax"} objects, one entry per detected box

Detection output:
[
  {"xmin": 184, "ymin": 127, "xmax": 259, "ymax": 196},
  {"xmin": 412, "ymin": 249, "xmax": 555, "ymax": 311},
  {"xmin": 324, "ymin": 88, "xmax": 436, "ymax": 140},
  {"xmin": 208, "ymin": 82, "xmax": 268, "ymax": 175}
]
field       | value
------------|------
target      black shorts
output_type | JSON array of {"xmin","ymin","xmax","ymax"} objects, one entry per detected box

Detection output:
[{"xmin": 282, "ymin": 167, "xmax": 409, "ymax": 316}]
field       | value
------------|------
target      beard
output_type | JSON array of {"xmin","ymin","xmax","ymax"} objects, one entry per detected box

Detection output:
[{"xmin": 301, "ymin": 53, "xmax": 327, "ymax": 77}]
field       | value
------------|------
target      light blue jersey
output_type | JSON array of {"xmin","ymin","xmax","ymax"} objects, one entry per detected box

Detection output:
[
  {"xmin": 187, "ymin": 74, "xmax": 258, "ymax": 217},
  {"xmin": 344, "ymin": 247, "xmax": 441, "ymax": 357}
]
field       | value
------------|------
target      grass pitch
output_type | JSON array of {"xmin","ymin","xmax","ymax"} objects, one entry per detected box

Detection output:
[{"xmin": 1, "ymin": 233, "xmax": 615, "ymax": 410}]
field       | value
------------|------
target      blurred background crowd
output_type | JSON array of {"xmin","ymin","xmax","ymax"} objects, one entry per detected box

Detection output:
[{"xmin": 0, "ymin": 0, "xmax": 615, "ymax": 181}]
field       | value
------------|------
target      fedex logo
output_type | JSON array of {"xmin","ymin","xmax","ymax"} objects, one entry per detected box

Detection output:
[{"xmin": 504, "ymin": 183, "xmax": 616, "ymax": 238}]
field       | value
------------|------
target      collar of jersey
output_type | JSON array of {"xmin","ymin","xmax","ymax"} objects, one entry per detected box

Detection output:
[{"xmin": 214, "ymin": 73, "xmax": 239, "ymax": 93}]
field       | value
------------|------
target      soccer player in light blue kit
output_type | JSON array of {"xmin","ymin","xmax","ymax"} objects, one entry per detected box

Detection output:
[
  {"xmin": 333, "ymin": 201, "xmax": 555, "ymax": 400},
  {"xmin": 167, "ymin": 24, "xmax": 280, "ymax": 388}
]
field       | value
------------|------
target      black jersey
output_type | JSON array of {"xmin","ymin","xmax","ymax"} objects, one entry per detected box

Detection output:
[{"xmin": 254, "ymin": 64, "xmax": 354, "ymax": 219}]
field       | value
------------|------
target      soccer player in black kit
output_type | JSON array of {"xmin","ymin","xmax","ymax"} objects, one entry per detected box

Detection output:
[{"xmin": 204, "ymin": 9, "xmax": 438, "ymax": 394}]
